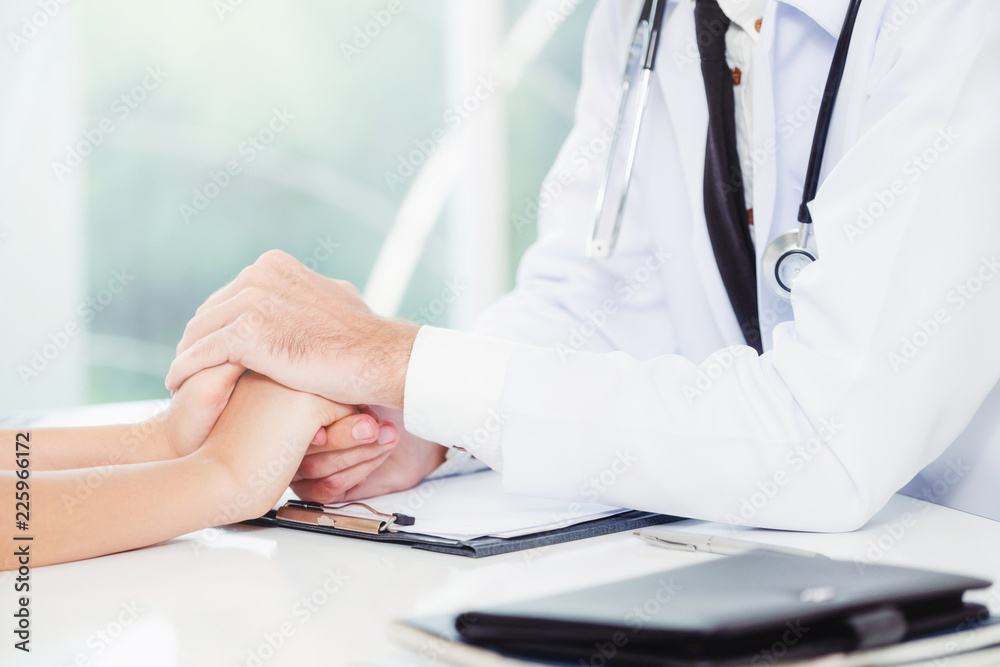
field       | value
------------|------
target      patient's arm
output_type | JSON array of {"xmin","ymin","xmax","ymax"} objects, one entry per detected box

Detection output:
[
  {"xmin": 0, "ymin": 372, "xmax": 350, "ymax": 569},
  {"xmin": 0, "ymin": 363, "xmax": 247, "ymax": 471}
]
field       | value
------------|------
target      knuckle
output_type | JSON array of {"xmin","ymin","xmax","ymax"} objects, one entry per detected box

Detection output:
[
  {"xmin": 318, "ymin": 476, "xmax": 348, "ymax": 498},
  {"xmin": 333, "ymin": 278, "xmax": 360, "ymax": 295},
  {"xmin": 256, "ymin": 249, "xmax": 284, "ymax": 265},
  {"xmin": 257, "ymin": 249, "xmax": 296, "ymax": 270},
  {"xmin": 297, "ymin": 457, "xmax": 323, "ymax": 479},
  {"xmin": 229, "ymin": 314, "xmax": 253, "ymax": 339},
  {"xmin": 237, "ymin": 286, "xmax": 269, "ymax": 315},
  {"xmin": 237, "ymin": 264, "xmax": 263, "ymax": 287}
]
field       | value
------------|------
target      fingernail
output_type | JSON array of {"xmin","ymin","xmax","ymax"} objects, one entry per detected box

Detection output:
[
  {"xmin": 352, "ymin": 420, "xmax": 376, "ymax": 441},
  {"xmin": 377, "ymin": 424, "xmax": 396, "ymax": 446}
]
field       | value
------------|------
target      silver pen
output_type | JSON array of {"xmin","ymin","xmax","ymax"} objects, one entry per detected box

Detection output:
[{"xmin": 633, "ymin": 529, "xmax": 830, "ymax": 559}]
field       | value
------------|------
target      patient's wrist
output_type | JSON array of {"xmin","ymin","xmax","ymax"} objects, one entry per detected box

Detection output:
[
  {"xmin": 146, "ymin": 415, "xmax": 180, "ymax": 462},
  {"xmin": 189, "ymin": 444, "xmax": 250, "ymax": 523}
]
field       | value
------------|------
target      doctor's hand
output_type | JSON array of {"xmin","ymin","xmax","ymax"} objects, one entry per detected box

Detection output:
[
  {"xmin": 166, "ymin": 250, "xmax": 420, "ymax": 411},
  {"xmin": 291, "ymin": 406, "xmax": 447, "ymax": 503}
]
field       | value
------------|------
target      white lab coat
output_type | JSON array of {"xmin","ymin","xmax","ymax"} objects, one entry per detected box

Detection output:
[{"xmin": 404, "ymin": 0, "xmax": 1000, "ymax": 531}]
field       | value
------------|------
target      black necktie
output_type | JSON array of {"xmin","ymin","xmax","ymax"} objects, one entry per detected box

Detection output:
[{"xmin": 695, "ymin": 0, "xmax": 762, "ymax": 353}]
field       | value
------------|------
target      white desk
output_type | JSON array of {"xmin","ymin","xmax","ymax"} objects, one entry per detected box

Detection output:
[{"xmin": 2, "ymin": 402, "xmax": 998, "ymax": 667}]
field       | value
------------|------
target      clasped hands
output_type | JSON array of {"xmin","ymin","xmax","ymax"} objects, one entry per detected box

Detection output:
[{"xmin": 164, "ymin": 250, "xmax": 447, "ymax": 512}]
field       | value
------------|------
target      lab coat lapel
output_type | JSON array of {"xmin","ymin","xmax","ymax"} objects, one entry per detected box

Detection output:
[
  {"xmin": 756, "ymin": 0, "xmax": 854, "ymax": 260},
  {"xmin": 753, "ymin": 0, "xmax": 858, "ymax": 348},
  {"xmin": 655, "ymin": 1, "xmax": 746, "ymax": 346},
  {"xmin": 778, "ymin": 0, "xmax": 853, "ymax": 36}
]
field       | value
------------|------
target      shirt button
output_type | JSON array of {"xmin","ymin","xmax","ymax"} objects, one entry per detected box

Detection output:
[
  {"xmin": 732, "ymin": 67, "xmax": 742, "ymax": 85},
  {"xmin": 755, "ymin": 18, "xmax": 763, "ymax": 33}
]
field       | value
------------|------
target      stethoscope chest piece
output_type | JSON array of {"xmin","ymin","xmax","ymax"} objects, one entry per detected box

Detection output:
[{"xmin": 762, "ymin": 227, "xmax": 818, "ymax": 301}]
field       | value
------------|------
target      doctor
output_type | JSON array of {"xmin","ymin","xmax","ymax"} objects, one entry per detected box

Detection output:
[{"xmin": 167, "ymin": 0, "xmax": 1000, "ymax": 530}]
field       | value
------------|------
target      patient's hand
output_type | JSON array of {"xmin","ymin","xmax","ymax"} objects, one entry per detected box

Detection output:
[
  {"xmin": 160, "ymin": 362, "xmax": 246, "ymax": 459},
  {"xmin": 199, "ymin": 372, "xmax": 359, "ymax": 518},
  {"xmin": 161, "ymin": 362, "xmax": 387, "ymax": 466}
]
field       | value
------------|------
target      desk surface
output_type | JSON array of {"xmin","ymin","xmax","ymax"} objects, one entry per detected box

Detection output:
[{"xmin": 2, "ymin": 402, "xmax": 998, "ymax": 667}]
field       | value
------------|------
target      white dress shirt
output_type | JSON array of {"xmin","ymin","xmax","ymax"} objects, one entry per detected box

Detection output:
[{"xmin": 718, "ymin": 0, "xmax": 766, "ymax": 210}]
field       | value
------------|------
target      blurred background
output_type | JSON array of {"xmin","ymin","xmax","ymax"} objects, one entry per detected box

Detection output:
[{"xmin": 0, "ymin": 0, "xmax": 596, "ymax": 410}]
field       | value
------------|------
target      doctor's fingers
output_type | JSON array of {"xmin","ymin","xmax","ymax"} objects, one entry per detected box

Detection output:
[
  {"xmin": 177, "ymin": 286, "xmax": 285, "ymax": 356},
  {"xmin": 166, "ymin": 324, "xmax": 247, "ymax": 392},
  {"xmin": 290, "ymin": 450, "xmax": 396, "ymax": 504},
  {"xmin": 193, "ymin": 251, "xmax": 306, "ymax": 318}
]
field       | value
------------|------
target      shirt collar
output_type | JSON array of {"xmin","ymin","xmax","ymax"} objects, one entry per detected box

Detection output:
[
  {"xmin": 776, "ymin": 0, "xmax": 853, "ymax": 37},
  {"xmin": 717, "ymin": 0, "xmax": 766, "ymax": 37},
  {"xmin": 678, "ymin": 0, "xmax": 853, "ymax": 38}
]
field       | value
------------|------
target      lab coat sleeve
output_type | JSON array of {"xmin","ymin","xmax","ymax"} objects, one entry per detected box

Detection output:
[{"xmin": 406, "ymin": 2, "xmax": 1000, "ymax": 532}]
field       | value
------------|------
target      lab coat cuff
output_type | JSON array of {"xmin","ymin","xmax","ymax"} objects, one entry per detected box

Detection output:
[{"xmin": 403, "ymin": 326, "xmax": 514, "ymax": 471}]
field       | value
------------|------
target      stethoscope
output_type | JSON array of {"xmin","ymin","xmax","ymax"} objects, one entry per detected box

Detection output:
[{"xmin": 588, "ymin": 0, "xmax": 863, "ymax": 301}]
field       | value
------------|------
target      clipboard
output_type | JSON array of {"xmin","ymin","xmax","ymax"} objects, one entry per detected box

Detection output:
[
  {"xmin": 249, "ymin": 504, "xmax": 677, "ymax": 558},
  {"xmin": 246, "ymin": 470, "xmax": 682, "ymax": 558}
]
